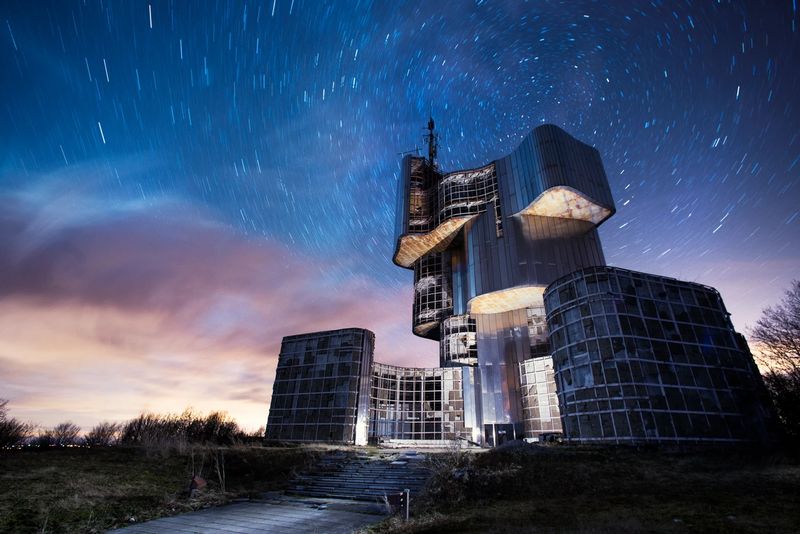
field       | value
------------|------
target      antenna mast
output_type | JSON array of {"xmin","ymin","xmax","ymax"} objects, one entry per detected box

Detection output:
[{"xmin": 424, "ymin": 116, "xmax": 438, "ymax": 168}]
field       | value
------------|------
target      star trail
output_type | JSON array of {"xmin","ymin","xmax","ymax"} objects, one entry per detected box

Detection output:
[{"xmin": 1, "ymin": 0, "xmax": 798, "ymax": 430}]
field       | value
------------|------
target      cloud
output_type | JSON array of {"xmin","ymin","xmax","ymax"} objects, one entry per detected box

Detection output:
[{"xmin": 0, "ymin": 175, "xmax": 434, "ymax": 430}]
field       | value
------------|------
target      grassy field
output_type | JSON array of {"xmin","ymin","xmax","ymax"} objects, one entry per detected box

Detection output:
[
  {"xmin": 0, "ymin": 445, "xmax": 318, "ymax": 534},
  {"xmin": 370, "ymin": 444, "xmax": 800, "ymax": 533},
  {"xmin": 3, "ymin": 444, "xmax": 799, "ymax": 533}
]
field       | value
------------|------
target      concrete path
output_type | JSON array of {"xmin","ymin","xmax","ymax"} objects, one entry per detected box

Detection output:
[{"xmin": 111, "ymin": 499, "xmax": 385, "ymax": 534}]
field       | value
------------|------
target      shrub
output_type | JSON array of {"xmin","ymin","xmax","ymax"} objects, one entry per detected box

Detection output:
[
  {"xmin": 419, "ymin": 440, "xmax": 475, "ymax": 509},
  {"xmin": 763, "ymin": 369, "xmax": 800, "ymax": 446},
  {"xmin": 85, "ymin": 421, "xmax": 121, "ymax": 447},
  {"xmin": 118, "ymin": 409, "xmax": 249, "ymax": 453},
  {"xmin": 0, "ymin": 399, "xmax": 33, "ymax": 448}
]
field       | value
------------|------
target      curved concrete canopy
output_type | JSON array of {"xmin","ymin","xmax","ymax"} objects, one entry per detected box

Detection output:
[
  {"xmin": 517, "ymin": 185, "xmax": 612, "ymax": 225},
  {"xmin": 467, "ymin": 285, "xmax": 546, "ymax": 315},
  {"xmin": 393, "ymin": 214, "xmax": 476, "ymax": 268}
]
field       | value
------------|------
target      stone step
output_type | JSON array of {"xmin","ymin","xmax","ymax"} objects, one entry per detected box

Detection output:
[
  {"xmin": 318, "ymin": 464, "xmax": 427, "ymax": 471},
  {"xmin": 285, "ymin": 489, "xmax": 416, "ymax": 501},
  {"xmin": 308, "ymin": 465, "xmax": 428, "ymax": 473},
  {"xmin": 287, "ymin": 485, "xmax": 424, "ymax": 494},
  {"xmin": 297, "ymin": 473, "xmax": 428, "ymax": 480},
  {"xmin": 290, "ymin": 477, "xmax": 426, "ymax": 484},
  {"xmin": 286, "ymin": 483, "xmax": 426, "ymax": 493},
  {"xmin": 293, "ymin": 481, "xmax": 427, "ymax": 489},
  {"xmin": 298, "ymin": 473, "xmax": 428, "ymax": 481},
  {"xmin": 297, "ymin": 474, "xmax": 428, "ymax": 482},
  {"xmin": 293, "ymin": 481, "xmax": 426, "ymax": 490},
  {"xmin": 284, "ymin": 452, "xmax": 431, "ymax": 503},
  {"xmin": 288, "ymin": 480, "xmax": 427, "ymax": 489},
  {"xmin": 287, "ymin": 484, "xmax": 426, "ymax": 493}
]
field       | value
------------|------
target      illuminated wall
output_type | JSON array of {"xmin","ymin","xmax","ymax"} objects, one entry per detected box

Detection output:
[
  {"xmin": 265, "ymin": 328, "xmax": 374, "ymax": 445},
  {"xmin": 368, "ymin": 363, "xmax": 480, "ymax": 444}
]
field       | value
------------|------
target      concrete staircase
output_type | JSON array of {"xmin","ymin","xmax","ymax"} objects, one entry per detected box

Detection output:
[{"xmin": 285, "ymin": 450, "xmax": 430, "ymax": 503}]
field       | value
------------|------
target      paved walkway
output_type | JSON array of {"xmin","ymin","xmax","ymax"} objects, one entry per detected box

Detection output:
[
  {"xmin": 111, "ymin": 449, "xmax": 432, "ymax": 533},
  {"xmin": 111, "ymin": 499, "xmax": 384, "ymax": 534}
]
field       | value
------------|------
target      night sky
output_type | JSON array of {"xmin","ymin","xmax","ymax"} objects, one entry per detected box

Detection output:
[{"xmin": 1, "ymin": 1, "xmax": 798, "ymax": 431}]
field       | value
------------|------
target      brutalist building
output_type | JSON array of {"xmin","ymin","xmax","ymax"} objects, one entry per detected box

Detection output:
[
  {"xmin": 266, "ymin": 121, "xmax": 773, "ymax": 446},
  {"xmin": 266, "ymin": 329, "xmax": 374, "ymax": 445}
]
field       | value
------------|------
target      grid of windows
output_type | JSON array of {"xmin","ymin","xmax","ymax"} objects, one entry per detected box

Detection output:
[
  {"xmin": 404, "ymin": 157, "xmax": 503, "ymax": 238},
  {"xmin": 413, "ymin": 252, "xmax": 453, "ymax": 339},
  {"xmin": 266, "ymin": 328, "xmax": 374, "ymax": 445},
  {"xmin": 544, "ymin": 267, "xmax": 773, "ymax": 444},
  {"xmin": 526, "ymin": 305, "xmax": 549, "ymax": 358},
  {"xmin": 437, "ymin": 163, "xmax": 503, "ymax": 237},
  {"xmin": 519, "ymin": 356, "xmax": 563, "ymax": 437},
  {"xmin": 369, "ymin": 363, "xmax": 469, "ymax": 442},
  {"xmin": 408, "ymin": 157, "xmax": 435, "ymax": 232},
  {"xmin": 440, "ymin": 314, "xmax": 477, "ymax": 366}
]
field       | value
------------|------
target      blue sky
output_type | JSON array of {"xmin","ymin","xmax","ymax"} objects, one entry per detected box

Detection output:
[{"xmin": 1, "ymin": 0, "xmax": 798, "ymax": 429}]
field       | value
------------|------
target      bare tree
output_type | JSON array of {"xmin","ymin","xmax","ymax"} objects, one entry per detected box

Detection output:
[
  {"xmin": 51, "ymin": 421, "xmax": 81, "ymax": 447},
  {"xmin": 750, "ymin": 280, "xmax": 800, "ymax": 444},
  {"xmin": 85, "ymin": 421, "xmax": 120, "ymax": 447},
  {"xmin": 0, "ymin": 399, "xmax": 33, "ymax": 447},
  {"xmin": 751, "ymin": 280, "xmax": 800, "ymax": 372}
]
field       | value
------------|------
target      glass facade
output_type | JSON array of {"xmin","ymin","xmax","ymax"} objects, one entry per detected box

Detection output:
[
  {"xmin": 401, "ymin": 157, "xmax": 500, "ymax": 240},
  {"xmin": 520, "ymin": 356, "xmax": 563, "ymax": 437},
  {"xmin": 544, "ymin": 267, "xmax": 773, "ymax": 444},
  {"xmin": 474, "ymin": 309, "xmax": 528, "ymax": 444},
  {"xmin": 265, "ymin": 328, "xmax": 374, "ymax": 445},
  {"xmin": 527, "ymin": 305, "xmax": 550, "ymax": 358},
  {"xmin": 437, "ymin": 163, "xmax": 503, "ymax": 236},
  {"xmin": 413, "ymin": 252, "xmax": 452, "ymax": 339},
  {"xmin": 439, "ymin": 314, "xmax": 478, "ymax": 366},
  {"xmin": 368, "ymin": 363, "xmax": 477, "ymax": 443},
  {"xmin": 390, "ymin": 123, "xmax": 617, "ymax": 446}
]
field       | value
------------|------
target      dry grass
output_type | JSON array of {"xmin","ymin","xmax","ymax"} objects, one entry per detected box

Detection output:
[
  {"xmin": 0, "ymin": 445, "xmax": 318, "ymax": 533},
  {"xmin": 368, "ymin": 444, "xmax": 800, "ymax": 533}
]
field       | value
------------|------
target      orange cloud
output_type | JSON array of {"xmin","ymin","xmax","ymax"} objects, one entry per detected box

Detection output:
[{"xmin": 0, "ymin": 191, "xmax": 434, "ymax": 431}]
